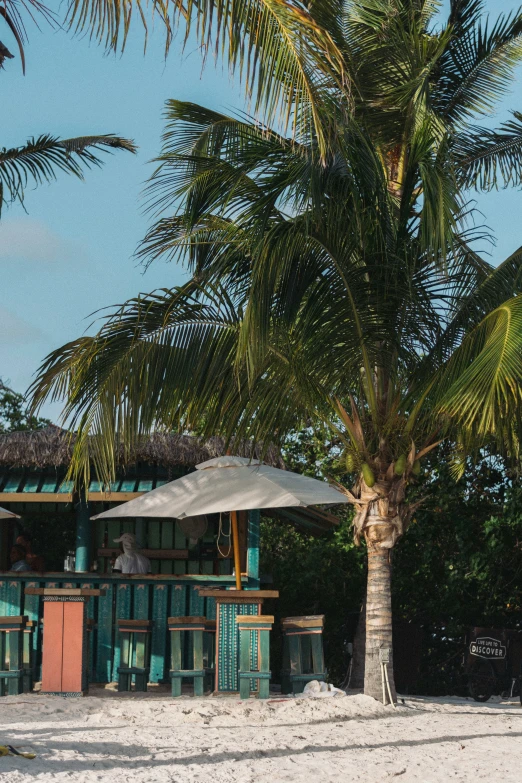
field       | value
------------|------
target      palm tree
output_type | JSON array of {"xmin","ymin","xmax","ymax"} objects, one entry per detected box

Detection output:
[
  {"xmin": 0, "ymin": 4, "xmax": 136, "ymax": 211},
  {"xmin": 30, "ymin": 1, "xmax": 522, "ymax": 702}
]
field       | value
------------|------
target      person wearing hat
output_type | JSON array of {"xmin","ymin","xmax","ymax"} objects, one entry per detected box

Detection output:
[{"xmin": 112, "ymin": 533, "xmax": 151, "ymax": 574}]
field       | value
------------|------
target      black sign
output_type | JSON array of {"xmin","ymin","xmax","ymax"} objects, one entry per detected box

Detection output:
[{"xmin": 469, "ymin": 636, "xmax": 507, "ymax": 660}]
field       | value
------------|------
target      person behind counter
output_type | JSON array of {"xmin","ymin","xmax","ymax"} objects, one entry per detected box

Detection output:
[
  {"xmin": 112, "ymin": 532, "xmax": 151, "ymax": 574},
  {"xmin": 16, "ymin": 532, "xmax": 45, "ymax": 572},
  {"xmin": 10, "ymin": 544, "xmax": 32, "ymax": 572}
]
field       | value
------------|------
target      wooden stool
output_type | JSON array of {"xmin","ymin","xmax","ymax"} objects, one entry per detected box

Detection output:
[
  {"xmin": 281, "ymin": 615, "xmax": 325, "ymax": 694},
  {"xmin": 168, "ymin": 616, "xmax": 207, "ymax": 696},
  {"xmin": 236, "ymin": 615, "xmax": 273, "ymax": 699},
  {"xmin": 117, "ymin": 619, "xmax": 151, "ymax": 692},
  {"xmin": 0, "ymin": 616, "xmax": 31, "ymax": 696}
]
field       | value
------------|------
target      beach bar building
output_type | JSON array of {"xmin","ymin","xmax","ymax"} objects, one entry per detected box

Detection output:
[{"xmin": 0, "ymin": 427, "xmax": 340, "ymax": 694}]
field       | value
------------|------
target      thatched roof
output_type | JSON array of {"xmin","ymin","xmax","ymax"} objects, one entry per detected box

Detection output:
[{"xmin": 0, "ymin": 426, "xmax": 284, "ymax": 470}]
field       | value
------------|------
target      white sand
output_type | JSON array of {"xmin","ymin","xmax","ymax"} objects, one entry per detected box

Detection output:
[{"xmin": 1, "ymin": 687, "xmax": 521, "ymax": 782}]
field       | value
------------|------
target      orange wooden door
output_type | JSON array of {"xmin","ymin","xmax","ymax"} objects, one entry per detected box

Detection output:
[
  {"xmin": 62, "ymin": 602, "xmax": 85, "ymax": 693},
  {"xmin": 41, "ymin": 602, "xmax": 64, "ymax": 692}
]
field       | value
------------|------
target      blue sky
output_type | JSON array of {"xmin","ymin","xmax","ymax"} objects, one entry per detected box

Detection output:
[{"xmin": 1, "ymin": 0, "xmax": 522, "ymax": 420}]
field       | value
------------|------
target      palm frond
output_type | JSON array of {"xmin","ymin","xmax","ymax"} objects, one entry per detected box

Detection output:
[
  {"xmin": 453, "ymin": 112, "xmax": 522, "ymax": 190},
  {"xmin": 0, "ymin": 133, "xmax": 136, "ymax": 210}
]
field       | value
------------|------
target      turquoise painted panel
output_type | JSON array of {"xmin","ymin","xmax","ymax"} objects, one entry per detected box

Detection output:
[
  {"xmin": 23, "ymin": 580, "xmax": 41, "ymax": 678},
  {"xmin": 112, "ymin": 583, "xmax": 132, "ymax": 681},
  {"xmin": 81, "ymin": 582, "xmax": 96, "ymax": 681},
  {"xmin": 170, "ymin": 585, "xmax": 187, "ymax": 617},
  {"xmin": 150, "ymin": 584, "xmax": 169, "ymax": 682},
  {"xmin": 23, "ymin": 475, "xmax": 40, "ymax": 493},
  {"xmin": 96, "ymin": 583, "xmax": 114, "ymax": 682},
  {"xmin": 120, "ymin": 479, "xmax": 137, "ymax": 492},
  {"xmin": 5, "ymin": 580, "xmax": 22, "ymax": 616},
  {"xmin": 40, "ymin": 476, "xmax": 58, "ymax": 493},
  {"xmin": 133, "ymin": 583, "xmax": 149, "ymax": 619},
  {"xmin": 247, "ymin": 510, "xmax": 260, "ymax": 587},
  {"xmin": 58, "ymin": 480, "xmax": 74, "ymax": 494},
  {"xmin": 137, "ymin": 479, "xmax": 153, "ymax": 492},
  {"xmin": 2, "ymin": 475, "xmax": 22, "ymax": 492},
  {"xmin": 0, "ymin": 581, "xmax": 8, "ymax": 616}
]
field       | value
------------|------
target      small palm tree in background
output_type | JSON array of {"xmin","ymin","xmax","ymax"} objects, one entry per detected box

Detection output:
[
  {"xmin": 31, "ymin": 1, "xmax": 522, "ymax": 701},
  {"xmin": 0, "ymin": 1, "xmax": 136, "ymax": 213}
]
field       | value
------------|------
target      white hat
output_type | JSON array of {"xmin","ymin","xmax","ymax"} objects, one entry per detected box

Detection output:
[{"xmin": 114, "ymin": 533, "xmax": 137, "ymax": 546}]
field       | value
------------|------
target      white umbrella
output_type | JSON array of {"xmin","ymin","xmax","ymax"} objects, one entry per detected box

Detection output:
[
  {"xmin": 0, "ymin": 505, "xmax": 19, "ymax": 519},
  {"xmin": 92, "ymin": 456, "xmax": 350, "ymax": 589}
]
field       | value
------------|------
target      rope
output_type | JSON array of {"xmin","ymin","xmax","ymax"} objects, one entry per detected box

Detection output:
[{"xmin": 216, "ymin": 512, "xmax": 232, "ymax": 558}]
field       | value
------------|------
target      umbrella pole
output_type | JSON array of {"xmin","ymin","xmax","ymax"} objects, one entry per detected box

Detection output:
[{"xmin": 230, "ymin": 510, "xmax": 242, "ymax": 591}]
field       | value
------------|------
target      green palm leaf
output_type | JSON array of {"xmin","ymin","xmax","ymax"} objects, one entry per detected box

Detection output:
[{"xmin": 0, "ymin": 133, "xmax": 136, "ymax": 211}]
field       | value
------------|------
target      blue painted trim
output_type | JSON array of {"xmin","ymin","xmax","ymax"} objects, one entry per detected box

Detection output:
[{"xmin": 75, "ymin": 497, "xmax": 91, "ymax": 573}]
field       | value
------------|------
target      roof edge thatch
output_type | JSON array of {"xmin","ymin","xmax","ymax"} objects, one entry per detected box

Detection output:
[{"xmin": 0, "ymin": 427, "xmax": 284, "ymax": 470}]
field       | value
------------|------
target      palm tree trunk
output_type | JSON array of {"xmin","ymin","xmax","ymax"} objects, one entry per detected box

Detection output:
[{"xmin": 364, "ymin": 546, "xmax": 396, "ymax": 703}]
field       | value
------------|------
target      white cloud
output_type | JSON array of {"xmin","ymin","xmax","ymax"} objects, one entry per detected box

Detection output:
[
  {"xmin": 0, "ymin": 306, "xmax": 47, "ymax": 345},
  {"xmin": 0, "ymin": 218, "xmax": 75, "ymax": 263}
]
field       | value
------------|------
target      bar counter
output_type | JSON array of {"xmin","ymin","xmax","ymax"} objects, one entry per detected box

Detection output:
[{"xmin": 0, "ymin": 571, "xmax": 250, "ymax": 687}]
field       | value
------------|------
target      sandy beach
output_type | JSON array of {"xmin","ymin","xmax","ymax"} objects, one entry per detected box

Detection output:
[{"xmin": 0, "ymin": 688, "xmax": 521, "ymax": 782}]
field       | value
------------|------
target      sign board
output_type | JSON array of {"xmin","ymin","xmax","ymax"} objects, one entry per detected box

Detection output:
[{"xmin": 469, "ymin": 636, "xmax": 507, "ymax": 660}]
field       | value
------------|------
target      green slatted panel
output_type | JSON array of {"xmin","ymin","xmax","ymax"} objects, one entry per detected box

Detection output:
[
  {"xmin": 40, "ymin": 476, "xmax": 58, "ymax": 493},
  {"xmin": 174, "ymin": 522, "xmax": 186, "ymax": 549},
  {"xmin": 81, "ymin": 582, "xmax": 96, "ymax": 682},
  {"xmin": 201, "ymin": 561, "xmax": 213, "ymax": 575},
  {"xmin": 132, "ymin": 582, "xmax": 150, "ymax": 683},
  {"xmin": 174, "ymin": 561, "xmax": 186, "ymax": 574},
  {"xmin": 23, "ymin": 580, "xmax": 41, "ymax": 681},
  {"xmin": 96, "ymin": 583, "xmax": 114, "ymax": 682},
  {"xmin": 155, "ymin": 479, "xmax": 168, "ymax": 488},
  {"xmin": 110, "ymin": 481, "xmax": 121, "ymax": 493},
  {"xmin": 189, "ymin": 586, "xmax": 205, "ymax": 617},
  {"xmin": 112, "ymin": 583, "xmax": 131, "ymax": 681},
  {"xmin": 2, "ymin": 475, "xmax": 22, "ymax": 493},
  {"xmin": 170, "ymin": 585, "xmax": 187, "ymax": 617},
  {"xmin": 89, "ymin": 480, "xmax": 102, "ymax": 493},
  {"xmin": 137, "ymin": 479, "xmax": 153, "ymax": 492},
  {"xmin": 5, "ymin": 580, "xmax": 22, "ymax": 616},
  {"xmin": 22, "ymin": 475, "xmax": 40, "ymax": 493},
  {"xmin": 0, "ymin": 581, "xmax": 8, "ymax": 616},
  {"xmin": 133, "ymin": 583, "xmax": 149, "ymax": 619},
  {"xmin": 107, "ymin": 520, "xmax": 121, "ymax": 554},
  {"xmin": 147, "ymin": 520, "xmax": 161, "ymax": 574},
  {"xmin": 205, "ymin": 596, "xmax": 217, "ymax": 621},
  {"xmin": 150, "ymin": 584, "xmax": 169, "ymax": 682},
  {"xmin": 120, "ymin": 479, "xmax": 136, "ymax": 492},
  {"xmin": 160, "ymin": 520, "xmax": 174, "ymax": 575}
]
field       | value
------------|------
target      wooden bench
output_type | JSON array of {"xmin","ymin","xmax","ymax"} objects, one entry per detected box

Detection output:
[
  {"xmin": 116, "ymin": 619, "xmax": 151, "ymax": 692},
  {"xmin": 0, "ymin": 616, "xmax": 34, "ymax": 696},
  {"xmin": 236, "ymin": 615, "xmax": 273, "ymax": 699},
  {"xmin": 281, "ymin": 615, "xmax": 325, "ymax": 694}
]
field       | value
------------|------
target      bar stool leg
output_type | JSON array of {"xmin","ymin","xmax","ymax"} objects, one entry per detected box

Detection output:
[
  {"xmin": 8, "ymin": 631, "xmax": 23, "ymax": 696},
  {"xmin": 0, "ymin": 633, "xmax": 6, "ymax": 697},
  {"xmin": 310, "ymin": 633, "xmax": 325, "ymax": 679},
  {"xmin": 258, "ymin": 629, "xmax": 270, "ymax": 699},
  {"xmin": 118, "ymin": 633, "xmax": 131, "ymax": 692},
  {"xmin": 135, "ymin": 634, "xmax": 148, "ymax": 692},
  {"xmin": 171, "ymin": 631, "xmax": 182, "ymax": 697},
  {"xmin": 193, "ymin": 628, "xmax": 204, "ymax": 697},
  {"xmin": 239, "ymin": 628, "xmax": 252, "ymax": 700},
  {"xmin": 288, "ymin": 633, "xmax": 302, "ymax": 694},
  {"xmin": 23, "ymin": 630, "xmax": 32, "ymax": 693}
]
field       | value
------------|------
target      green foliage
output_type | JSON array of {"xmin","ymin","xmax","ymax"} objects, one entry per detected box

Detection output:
[
  {"xmin": 260, "ymin": 511, "xmax": 364, "ymax": 685},
  {"xmin": 392, "ymin": 448, "xmax": 522, "ymax": 695},
  {"xmin": 0, "ymin": 381, "xmax": 51, "ymax": 432}
]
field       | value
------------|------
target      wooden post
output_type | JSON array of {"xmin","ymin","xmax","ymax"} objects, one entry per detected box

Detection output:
[
  {"xmin": 230, "ymin": 510, "xmax": 242, "ymax": 591},
  {"xmin": 75, "ymin": 494, "xmax": 91, "ymax": 573}
]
